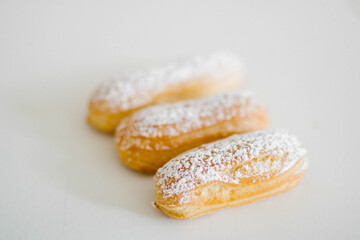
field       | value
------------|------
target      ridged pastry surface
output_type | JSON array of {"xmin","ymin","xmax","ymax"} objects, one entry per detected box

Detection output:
[
  {"xmin": 90, "ymin": 52, "xmax": 242, "ymax": 113},
  {"xmin": 115, "ymin": 90, "xmax": 264, "ymax": 141},
  {"xmin": 155, "ymin": 129, "xmax": 306, "ymax": 206}
]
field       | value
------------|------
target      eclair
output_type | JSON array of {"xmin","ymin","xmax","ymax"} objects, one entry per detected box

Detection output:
[
  {"xmin": 154, "ymin": 129, "xmax": 307, "ymax": 219},
  {"xmin": 115, "ymin": 91, "xmax": 268, "ymax": 173},
  {"xmin": 88, "ymin": 53, "xmax": 242, "ymax": 133}
]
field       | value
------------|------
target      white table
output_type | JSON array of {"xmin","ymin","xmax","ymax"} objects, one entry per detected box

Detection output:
[{"xmin": 1, "ymin": 1, "xmax": 359, "ymax": 239}]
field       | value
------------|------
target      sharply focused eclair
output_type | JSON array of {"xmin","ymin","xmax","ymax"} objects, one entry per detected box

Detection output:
[
  {"xmin": 88, "ymin": 53, "xmax": 243, "ymax": 133},
  {"xmin": 154, "ymin": 129, "xmax": 307, "ymax": 219},
  {"xmin": 115, "ymin": 91, "xmax": 268, "ymax": 173}
]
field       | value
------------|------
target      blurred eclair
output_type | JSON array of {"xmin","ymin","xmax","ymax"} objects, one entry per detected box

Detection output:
[
  {"xmin": 115, "ymin": 91, "xmax": 268, "ymax": 173},
  {"xmin": 88, "ymin": 53, "xmax": 243, "ymax": 133}
]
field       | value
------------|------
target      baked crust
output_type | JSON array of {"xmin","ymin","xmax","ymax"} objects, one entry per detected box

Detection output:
[
  {"xmin": 115, "ymin": 91, "xmax": 268, "ymax": 173},
  {"xmin": 154, "ymin": 129, "xmax": 307, "ymax": 219},
  {"xmin": 88, "ymin": 53, "xmax": 242, "ymax": 133}
]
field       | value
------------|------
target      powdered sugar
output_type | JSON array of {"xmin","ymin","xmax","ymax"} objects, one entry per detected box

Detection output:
[
  {"xmin": 91, "ymin": 52, "xmax": 242, "ymax": 112},
  {"xmin": 115, "ymin": 91, "xmax": 263, "ymax": 139},
  {"xmin": 155, "ymin": 129, "xmax": 306, "ymax": 204}
]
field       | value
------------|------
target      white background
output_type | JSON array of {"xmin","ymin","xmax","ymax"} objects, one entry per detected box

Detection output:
[{"xmin": 1, "ymin": 0, "xmax": 360, "ymax": 239}]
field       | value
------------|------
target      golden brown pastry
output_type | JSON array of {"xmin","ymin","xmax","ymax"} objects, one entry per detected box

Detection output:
[
  {"xmin": 115, "ymin": 91, "xmax": 268, "ymax": 173},
  {"xmin": 88, "ymin": 53, "xmax": 243, "ymax": 133},
  {"xmin": 154, "ymin": 129, "xmax": 307, "ymax": 219}
]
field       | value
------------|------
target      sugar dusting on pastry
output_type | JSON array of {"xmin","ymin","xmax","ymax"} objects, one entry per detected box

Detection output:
[
  {"xmin": 91, "ymin": 52, "xmax": 242, "ymax": 112},
  {"xmin": 155, "ymin": 129, "xmax": 306, "ymax": 204},
  {"xmin": 115, "ymin": 91, "xmax": 264, "ymax": 140}
]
